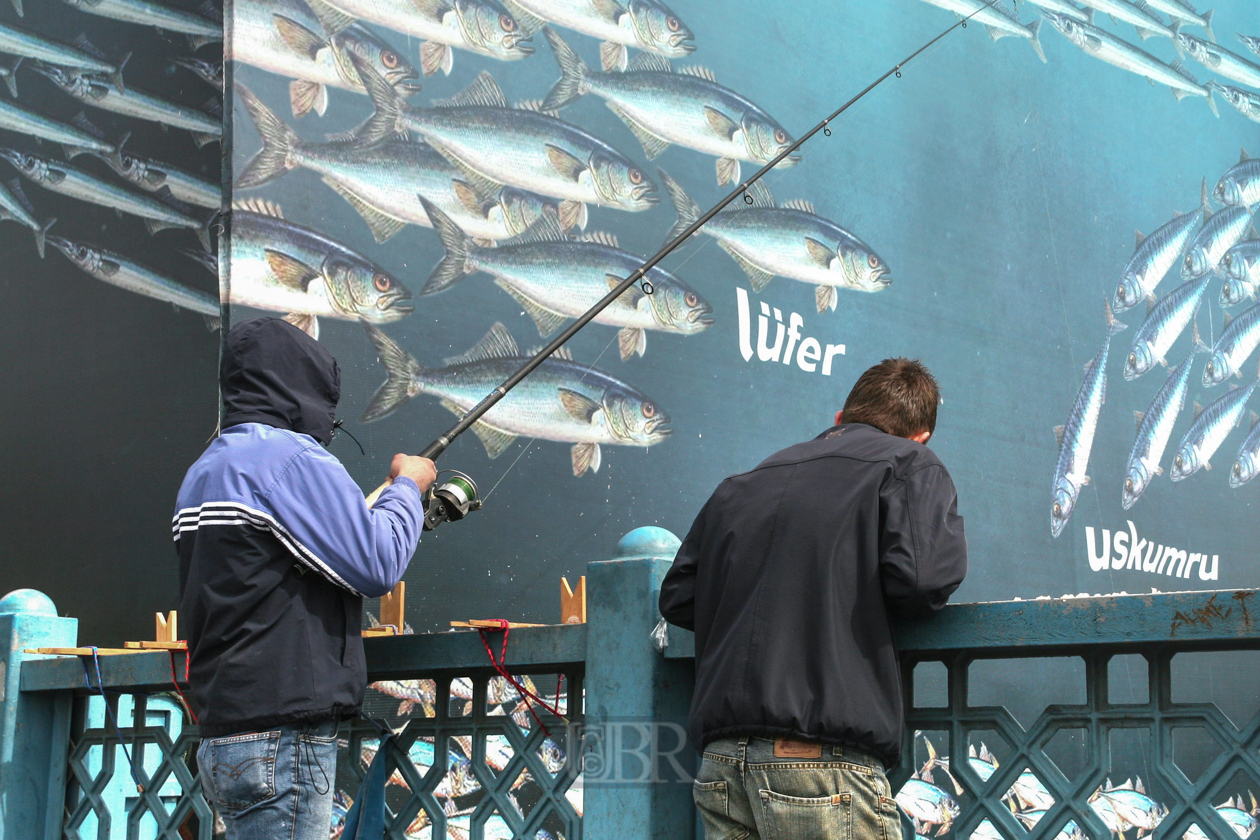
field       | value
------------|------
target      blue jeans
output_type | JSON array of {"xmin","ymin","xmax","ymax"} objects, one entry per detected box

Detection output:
[
  {"xmin": 694, "ymin": 737, "xmax": 903, "ymax": 840},
  {"xmin": 197, "ymin": 719, "xmax": 338, "ymax": 840}
]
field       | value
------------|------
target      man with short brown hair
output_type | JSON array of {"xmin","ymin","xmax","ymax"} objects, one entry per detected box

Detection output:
[{"xmin": 660, "ymin": 357, "xmax": 967, "ymax": 840}]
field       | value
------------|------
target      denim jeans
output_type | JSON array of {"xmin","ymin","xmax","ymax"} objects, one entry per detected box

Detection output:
[
  {"xmin": 197, "ymin": 719, "xmax": 338, "ymax": 840},
  {"xmin": 694, "ymin": 737, "xmax": 904, "ymax": 840}
]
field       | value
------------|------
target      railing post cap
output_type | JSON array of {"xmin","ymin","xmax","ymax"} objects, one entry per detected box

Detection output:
[
  {"xmin": 0, "ymin": 588, "xmax": 58, "ymax": 616},
  {"xmin": 615, "ymin": 527, "xmax": 681, "ymax": 560}
]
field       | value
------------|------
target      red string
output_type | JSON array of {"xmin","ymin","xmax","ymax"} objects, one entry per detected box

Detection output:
[
  {"xmin": 476, "ymin": 620, "xmax": 566, "ymax": 738},
  {"xmin": 168, "ymin": 651, "xmax": 198, "ymax": 724}
]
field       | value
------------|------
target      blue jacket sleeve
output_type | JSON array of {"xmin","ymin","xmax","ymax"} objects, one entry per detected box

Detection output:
[{"xmin": 262, "ymin": 444, "xmax": 426, "ymax": 597}]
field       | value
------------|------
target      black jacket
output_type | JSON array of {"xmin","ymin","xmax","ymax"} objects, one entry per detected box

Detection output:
[
  {"xmin": 659, "ymin": 422, "xmax": 967, "ymax": 766},
  {"xmin": 175, "ymin": 318, "xmax": 425, "ymax": 736}
]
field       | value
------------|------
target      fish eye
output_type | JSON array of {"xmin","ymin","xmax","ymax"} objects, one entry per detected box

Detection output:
[
  {"xmin": 774, "ymin": 128, "xmax": 787, "ymax": 144},
  {"xmin": 1235, "ymin": 464, "xmax": 1243, "ymax": 477},
  {"xmin": 867, "ymin": 254, "xmax": 880, "ymax": 269},
  {"xmin": 1207, "ymin": 362, "xmax": 1215, "ymax": 375},
  {"xmin": 381, "ymin": 50, "xmax": 399, "ymax": 69},
  {"xmin": 641, "ymin": 402, "xmax": 656, "ymax": 418},
  {"xmin": 667, "ymin": 15, "xmax": 679, "ymax": 31},
  {"xmin": 1117, "ymin": 286, "xmax": 1126, "ymax": 301},
  {"xmin": 628, "ymin": 168, "xmax": 643, "ymax": 184},
  {"xmin": 1175, "ymin": 455, "xmax": 1183, "ymax": 469},
  {"xmin": 1125, "ymin": 478, "xmax": 1133, "ymax": 492},
  {"xmin": 373, "ymin": 274, "xmax": 392, "ymax": 292},
  {"xmin": 1053, "ymin": 503, "xmax": 1061, "ymax": 518},
  {"xmin": 684, "ymin": 291, "xmax": 698, "ymax": 306},
  {"xmin": 500, "ymin": 13, "xmax": 515, "ymax": 31},
  {"xmin": 1128, "ymin": 353, "xmax": 1137, "ymax": 367}
]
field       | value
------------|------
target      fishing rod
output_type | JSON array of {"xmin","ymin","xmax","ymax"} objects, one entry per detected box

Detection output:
[{"xmin": 367, "ymin": 0, "xmax": 1004, "ymax": 525}]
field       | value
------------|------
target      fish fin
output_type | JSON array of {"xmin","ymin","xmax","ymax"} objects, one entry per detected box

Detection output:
[
  {"xmin": 543, "ymin": 28, "xmax": 589, "ymax": 111},
  {"xmin": 186, "ymin": 34, "xmax": 220, "ymax": 51},
  {"xmin": 0, "ymin": 63, "xmax": 15, "ymax": 98},
  {"xmin": 495, "ymin": 279, "xmax": 567, "ymax": 337},
  {"xmin": 659, "ymin": 168, "xmax": 700, "ymax": 243},
  {"xmin": 600, "ymin": 40, "xmax": 627, "ymax": 72},
  {"xmin": 969, "ymin": 744, "xmax": 977, "ymax": 758},
  {"xmin": 1200, "ymin": 8, "xmax": 1213, "ymax": 42},
  {"xmin": 805, "ymin": 237, "xmax": 835, "ymax": 270},
  {"xmin": 558, "ymin": 199, "xmax": 587, "ymax": 231},
  {"xmin": 452, "ymin": 179, "xmax": 485, "ymax": 216},
  {"xmin": 1154, "ymin": 466, "xmax": 1163, "ymax": 475},
  {"xmin": 501, "ymin": 209, "xmax": 567, "ymax": 245},
  {"xmin": 433, "ymin": 146, "xmax": 505, "ymax": 205},
  {"xmin": 204, "ymin": 314, "xmax": 221, "ymax": 332},
  {"xmin": 515, "ymin": 99, "xmax": 559, "ymax": 118},
  {"xmin": 1135, "ymin": 777, "xmax": 1145, "ymax": 794},
  {"xmin": 678, "ymin": 65, "xmax": 717, "ymax": 82},
  {"xmin": 1027, "ymin": 18, "xmax": 1047, "ymax": 63},
  {"xmin": 1081, "ymin": 474, "xmax": 1091, "ymax": 486},
  {"xmin": 420, "ymin": 198, "xmax": 474, "ymax": 294},
  {"xmin": 234, "ymin": 197, "xmax": 284, "ymax": 218},
  {"xmin": 575, "ymin": 230, "xmax": 618, "ymax": 247},
  {"xmin": 1135, "ymin": 26, "xmax": 1159, "ymax": 40},
  {"xmin": 739, "ymin": 179, "xmax": 774, "ymax": 207},
  {"xmin": 397, "ymin": 700, "xmax": 415, "ymax": 716},
  {"xmin": 409, "ymin": 0, "xmax": 451, "ymax": 21},
  {"xmin": 1105, "ymin": 297, "xmax": 1127, "ymax": 335},
  {"xmin": 559, "ymin": 387, "xmax": 601, "ymax": 423},
  {"xmin": 1054, "ymin": 425, "xmax": 1065, "ymax": 447},
  {"xmin": 325, "ymin": 177, "xmax": 406, "ymax": 243},
  {"xmin": 545, "ymin": 144, "xmax": 587, "ymax": 182},
  {"xmin": 1135, "ymin": 410, "xmax": 1146, "ymax": 429},
  {"xmin": 815, "ymin": 285, "xmax": 836, "ymax": 314},
  {"xmin": 1134, "ymin": 228, "xmax": 1146, "ymax": 247},
  {"xmin": 1147, "ymin": 295, "xmax": 1157, "ymax": 316},
  {"xmin": 716, "ymin": 157, "xmax": 740, "ymax": 187},
  {"xmin": 273, "ymin": 14, "xmax": 326, "ymax": 61},
  {"xmin": 6, "ymin": 179, "xmax": 33, "ymax": 215},
  {"xmin": 361, "ymin": 322, "xmax": 425, "ymax": 422},
  {"xmin": 72, "ymin": 34, "xmax": 107, "ymax": 60},
  {"xmin": 618, "ymin": 327, "xmax": 646, "ymax": 360},
  {"xmin": 607, "ymin": 273, "xmax": 644, "ymax": 308},
  {"xmin": 292, "ymin": 79, "xmax": 326, "ymax": 118},
  {"xmin": 781, "ymin": 198, "xmax": 815, "ymax": 213},
  {"xmin": 265, "ymin": 249, "xmax": 320, "ymax": 291},
  {"xmin": 1159, "ymin": 357, "xmax": 1168, "ymax": 367},
  {"xmin": 95, "ymin": 256, "xmax": 121, "ymax": 277},
  {"xmin": 444, "ymin": 322, "xmax": 519, "ymax": 366},
  {"xmin": 181, "ymin": 246, "xmax": 217, "ymax": 274},
  {"xmin": 419, "ymin": 40, "xmax": 453, "ymax": 77},
  {"xmin": 305, "ymin": 0, "xmax": 355, "ymax": 36},
  {"xmin": 527, "ymin": 344, "xmax": 572, "ymax": 361},
  {"xmin": 705, "ymin": 106, "xmax": 739, "ymax": 140},
  {"xmin": 1250, "ymin": 411, "xmax": 1259, "ymax": 431},
  {"xmin": 607, "ymin": 102, "xmax": 670, "ymax": 159},
  {"xmin": 469, "ymin": 418, "xmax": 518, "ymax": 459},
  {"xmin": 70, "ymin": 112, "xmax": 106, "ymax": 141},
  {"xmin": 501, "ymin": 0, "xmax": 545, "ymax": 37},
  {"xmin": 435, "ymin": 70, "xmax": 508, "ymax": 108},
  {"xmin": 718, "ymin": 242, "xmax": 774, "ymax": 291},
  {"xmin": 1193, "ymin": 401, "xmax": 1204, "ymax": 420},
  {"xmin": 626, "ymin": 51, "xmax": 671, "ymax": 73},
  {"xmin": 196, "ymin": 0, "xmax": 222, "ymax": 23},
  {"xmin": 1241, "ymin": 147, "xmax": 1250, "ymax": 164},
  {"xmin": 191, "ymin": 133, "xmax": 219, "ymax": 150},
  {"xmin": 571, "ymin": 442, "xmax": 601, "ymax": 476},
  {"xmin": 235, "ymin": 83, "xmax": 301, "ymax": 188},
  {"xmin": 283, "ymin": 312, "xmax": 319, "ymax": 339},
  {"xmin": 588, "ymin": 0, "xmax": 623, "ymax": 23},
  {"xmin": 1200, "ymin": 176, "xmax": 1213, "ymax": 219},
  {"xmin": 32, "ymin": 216, "xmax": 54, "ymax": 259},
  {"xmin": 143, "ymin": 216, "xmax": 181, "ymax": 237},
  {"xmin": 1223, "ymin": 311, "xmax": 1234, "ymax": 329},
  {"xmin": 346, "ymin": 53, "xmax": 405, "ymax": 146},
  {"xmin": 1203, "ymin": 459, "xmax": 1212, "ymax": 471}
]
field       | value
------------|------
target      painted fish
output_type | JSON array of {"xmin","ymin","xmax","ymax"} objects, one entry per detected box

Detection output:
[
  {"xmin": 369, "ymin": 679, "xmax": 435, "ymax": 715},
  {"xmin": 1215, "ymin": 149, "xmax": 1260, "ymax": 209},
  {"xmin": 351, "ymin": 56, "xmax": 657, "ymax": 221},
  {"xmin": 1113, "ymin": 179, "xmax": 1209, "ymax": 313},
  {"xmin": 1177, "ymin": 32, "xmax": 1260, "ymax": 88},
  {"xmin": 1052, "ymin": 301, "xmax": 1127, "ymax": 538},
  {"xmin": 91, "ymin": 132, "xmax": 219, "ymax": 209},
  {"xmin": 173, "ymin": 56, "xmax": 223, "ymax": 89},
  {"xmin": 54, "ymin": 0, "xmax": 221, "ymax": 48},
  {"xmin": 1211, "ymin": 83, "xmax": 1260, "ymax": 123},
  {"xmin": 226, "ymin": 198, "xmax": 415, "ymax": 337},
  {"xmin": 0, "ymin": 25, "xmax": 120, "ymax": 81},
  {"xmin": 1204, "ymin": 304, "xmax": 1260, "ymax": 385},
  {"xmin": 1220, "ymin": 240, "xmax": 1260, "ymax": 307},
  {"xmin": 1170, "ymin": 368, "xmax": 1260, "ymax": 480},
  {"xmin": 230, "ymin": 0, "xmax": 421, "ymax": 119},
  {"xmin": 47, "ymin": 235, "xmax": 220, "ymax": 320},
  {"xmin": 1041, "ymin": 12, "xmax": 1217, "ymax": 114},
  {"xmin": 1091, "ymin": 792, "xmax": 1126, "ymax": 836},
  {"xmin": 1141, "ymin": 0, "xmax": 1214, "ymax": 40},
  {"xmin": 544, "ymin": 29, "xmax": 797, "ymax": 187},
  {"xmin": 910, "ymin": 0, "xmax": 1045, "ymax": 62},
  {"xmin": 896, "ymin": 779, "xmax": 961, "ymax": 833},
  {"xmin": 1124, "ymin": 349, "xmax": 1201, "ymax": 509},
  {"xmin": 31, "ymin": 61, "xmax": 221, "ymax": 148},
  {"xmin": 321, "ymin": 0, "xmax": 532, "ymax": 76},
  {"xmin": 968, "ymin": 743, "xmax": 998, "ymax": 783},
  {"xmin": 1014, "ymin": 812, "xmax": 1085, "ymax": 840},
  {"xmin": 660, "ymin": 170, "xmax": 889, "ymax": 312},
  {"xmin": 1016, "ymin": 0, "xmax": 1091, "ymax": 24},
  {"xmin": 1124, "ymin": 274, "xmax": 1211, "ymax": 379},
  {"xmin": 361, "ymin": 321, "xmax": 671, "ymax": 476},
  {"xmin": 504, "ymin": 0, "xmax": 694, "ymax": 72},
  {"xmin": 971, "ymin": 819, "xmax": 1002, "ymax": 840},
  {"xmin": 1074, "ymin": 0, "xmax": 1179, "ymax": 42},
  {"xmin": 0, "ymin": 177, "xmax": 54, "ymax": 256},
  {"xmin": 0, "ymin": 147, "xmax": 209, "ymax": 246},
  {"xmin": 1007, "ymin": 770, "xmax": 1056, "ymax": 811},
  {"xmin": 1182, "ymin": 203, "xmax": 1256, "ymax": 278},
  {"xmin": 1232, "ymin": 416, "xmax": 1260, "ymax": 487},
  {"xmin": 420, "ymin": 199, "xmax": 712, "ymax": 360},
  {"xmin": 1240, "ymin": 34, "xmax": 1260, "ymax": 59},
  {"xmin": 1094, "ymin": 778, "xmax": 1168, "ymax": 834},
  {"xmin": 0, "ymin": 98, "xmax": 113, "ymax": 155},
  {"xmin": 235, "ymin": 84, "xmax": 558, "ymax": 242}
]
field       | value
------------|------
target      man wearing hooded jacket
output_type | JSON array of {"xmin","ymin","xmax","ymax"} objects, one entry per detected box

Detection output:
[{"xmin": 174, "ymin": 317, "xmax": 435, "ymax": 840}]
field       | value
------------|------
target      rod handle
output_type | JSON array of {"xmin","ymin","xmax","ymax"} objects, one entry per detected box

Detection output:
[{"xmin": 365, "ymin": 479, "xmax": 391, "ymax": 508}]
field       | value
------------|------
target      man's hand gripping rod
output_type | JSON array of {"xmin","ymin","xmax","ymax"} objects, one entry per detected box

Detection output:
[{"xmin": 365, "ymin": 2, "xmax": 996, "ymax": 513}]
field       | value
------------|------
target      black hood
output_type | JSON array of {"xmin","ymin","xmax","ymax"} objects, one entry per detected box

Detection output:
[{"xmin": 220, "ymin": 317, "xmax": 341, "ymax": 445}]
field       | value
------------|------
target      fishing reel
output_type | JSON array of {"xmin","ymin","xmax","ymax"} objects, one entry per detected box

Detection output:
[{"xmin": 422, "ymin": 470, "xmax": 482, "ymax": 531}]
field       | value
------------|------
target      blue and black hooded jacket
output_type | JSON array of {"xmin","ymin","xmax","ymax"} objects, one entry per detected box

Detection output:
[{"xmin": 175, "ymin": 317, "xmax": 425, "ymax": 737}]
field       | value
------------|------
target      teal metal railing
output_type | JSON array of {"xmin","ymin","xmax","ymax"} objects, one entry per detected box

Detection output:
[{"xmin": 1, "ymin": 529, "xmax": 1257, "ymax": 840}]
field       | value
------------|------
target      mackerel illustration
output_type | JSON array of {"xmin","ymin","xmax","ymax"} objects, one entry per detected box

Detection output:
[
  {"xmin": 1170, "ymin": 361, "xmax": 1260, "ymax": 480},
  {"xmin": 1229, "ymin": 413, "xmax": 1260, "ymax": 487},
  {"xmin": 1177, "ymin": 31, "xmax": 1260, "ymax": 88},
  {"xmin": 504, "ymin": 0, "xmax": 694, "ymax": 72},
  {"xmin": 92, "ymin": 132, "xmax": 219, "ymax": 209},
  {"xmin": 910, "ymin": 0, "xmax": 1046, "ymax": 62},
  {"xmin": 1219, "ymin": 240, "xmax": 1260, "ymax": 306},
  {"xmin": 1123, "ymin": 274, "xmax": 1211, "ymax": 379},
  {"xmin": 1203, "ymin": 302, "xmax": 1260, "ymax": 385},
  {"xmin": 0, "ymin": 98, "xmax": 113, "ymax": 155},
  {"xmin": 1113, "ymin": 179, "xmax": 1208, "ymax": 313},
  {"xmin": 1182, "ymin": 201, "xmax": 1256, "ymax": 278},
  {"xmin": 1212, "ymin": 82, "xmax": 1260, "ymax": 123},
  {"xmin": 1214, "ymin": 148, "xmax": 1260, "ymax": 209},
  {"xmin": 54, "ymin": 0, "xmax": 221, "ymax": 48},
  {"xmin": 1141, "ymin": 0, "xmax": 1214, "ymax": 40},
  {"xmin": 1123, "ymin": 349, "xmax": 1201, "ymax": 508}
]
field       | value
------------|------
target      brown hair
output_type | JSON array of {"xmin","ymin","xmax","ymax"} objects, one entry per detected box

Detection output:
[{"xmin": 841, "ymin": 358, "xmax": 940, "ymax": 437}]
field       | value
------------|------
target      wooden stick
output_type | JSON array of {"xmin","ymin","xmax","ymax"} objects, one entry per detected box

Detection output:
[
  {"xmin": 155, "ymin": 611, "xmax": 178, "ymax": 643},
  {"xmin": 449, "ymin": 620, "xmax": 545, "ymax": 629},
  {"xmin": 25, "ymin": 647, "xmax": 148, "ymax": 656},
  {"xmin": 381, "ymin": 582, "xmax": 405, "ymax": 631},
  {"xmin": 365, "ymin": 478, "xmax": 391, "ymax": 508},
  {"xmin": 560, "ymin": 576, "xmax": 587, "ymax": 625},
  {"xmin": 123, "ymin": 641, "xmax": 188, "ymax": 650}
]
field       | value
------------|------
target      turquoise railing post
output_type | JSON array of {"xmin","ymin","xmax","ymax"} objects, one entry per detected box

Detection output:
[
  {"xmin": 0, "ymin": 589, "xmax": 78, "ymax": 840},
  {"xmin": 583, "ymin": 527, "xmax": 696, "ymax": 840}
]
